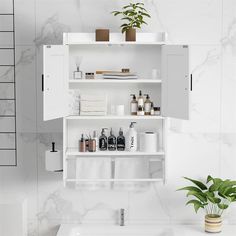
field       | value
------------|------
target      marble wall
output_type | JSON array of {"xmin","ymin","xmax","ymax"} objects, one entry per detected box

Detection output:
[{"xmin": 0, "ymin": 0, "xmax": 236, "ymax": 235}]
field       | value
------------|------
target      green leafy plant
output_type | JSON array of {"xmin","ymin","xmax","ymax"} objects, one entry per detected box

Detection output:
[
  {"xmin": 111, "ymin": 2, "xmax": 151, "ymax": 33},
  {"xmin": 178, "ymin": 176, "xmax": 236, "ymax": 216}
]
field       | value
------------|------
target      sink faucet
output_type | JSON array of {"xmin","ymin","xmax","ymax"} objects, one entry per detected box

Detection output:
[{"xmin": 120, "ymin": 208, "xmax": 125, "ymax": 226}]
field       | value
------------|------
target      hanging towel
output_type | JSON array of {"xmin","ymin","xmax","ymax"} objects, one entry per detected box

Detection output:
[
  {"xmin": 114, "ymin": 158, "xmax": 150, "ymax": 192},
  {"xmin": 76, "ymin": 158, "xmax": 112, "ymax": 190}
]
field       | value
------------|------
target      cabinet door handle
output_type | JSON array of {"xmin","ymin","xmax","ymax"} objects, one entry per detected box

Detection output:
[
  {"xmin": 42, "ymin": 74, "xmax": 44, "ymax": 92},
  {"xmin": 190, "ymin": 74, "xmax": 193, "ymax": 91}
]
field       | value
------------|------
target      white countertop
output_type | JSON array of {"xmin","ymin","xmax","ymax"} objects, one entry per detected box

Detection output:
[{"xmin": 57, "ymin": 224, "xmax": 236, "ymax": 236}]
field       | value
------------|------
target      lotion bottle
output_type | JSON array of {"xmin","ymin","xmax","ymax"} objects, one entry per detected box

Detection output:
[
  {"xmin": 93, "ymin": 130, "xmax": 98, "ymax": 151},
  {"xmin": 108, "ymin": 128, "xmax": 116, "ymax": 151},
  {"xmin": 99, "ymin": 128, "xmax": 108, "ymax": 151},
  {"xmin": 137, "ymin": 90, "xmax": 144, "ymax": 107},
  {"xmin": 144, "ymin": 94, "xmax": 152, "ymax": 115},
  {"xmin": 117, "ymin": 128, "xmax": 125, "ymax": 151},
  {"xmin": 126, "ymin": 122, "xmax": 137, "ymax": 152},
  {"xmin": 130, "ymin": 94, "xmax": 138, "ymax": 115}
]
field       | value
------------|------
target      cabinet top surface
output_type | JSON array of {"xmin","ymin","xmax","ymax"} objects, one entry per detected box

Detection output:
[{"xmin": 63, "ymin": 32, "xmax": 167, "ymax": 45}]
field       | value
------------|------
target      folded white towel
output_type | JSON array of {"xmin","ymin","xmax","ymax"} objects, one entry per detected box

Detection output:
[
  {"xmin": 80, "ymin": 111, "xmax": 107, "ymax": 116},
  {"xmin": 80, "ymin": 101, "xmax": 107, "ymax": 107},
  {"xmin": 80, "ymin": 94, "xmax": 107, "ymax": 101},
  {"xmin": 114, "ymin": 158, "xmax": 150, "ymax": 191},
  {"xmin": 76, "ymin": 158, "xmax": 112, "ymax": 190},
  {"xmin": 80, "ymin": 104, "xmax": 107, "ymax": 112}
]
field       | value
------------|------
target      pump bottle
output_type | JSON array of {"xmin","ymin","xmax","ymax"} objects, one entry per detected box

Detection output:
[
  {"xmin": 108, "ymin": 128, "xmax": 116, "ymax": 151},
  {"xmin": 126, "ymin": 122, "xmax": 137, "ymax": 152},
  {"xmin": 130, "ymin": 94, "xmax": 138, "ymax": 115},
  {"xmin": 137, "ymin": 90, "xmax": 144, "ymax": 108},
  {"xmin": 99, "ymin": 128, "xmax": 108, "ymax": 151},
  {"xmin": 144, "ymin": 94, "xmax": 152, "ymax": 115}
]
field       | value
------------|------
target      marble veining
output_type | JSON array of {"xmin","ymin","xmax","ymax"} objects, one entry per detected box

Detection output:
[{"xmin": 0, "ymin": 0, "xmax": 236, "ymax": 235}]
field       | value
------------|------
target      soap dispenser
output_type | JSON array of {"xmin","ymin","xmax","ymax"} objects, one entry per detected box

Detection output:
[
  {"xmin": 144, "ymin": 94, "xmax": 152, "ymax": 115},
  {"xmin": 108, "ymin": 128, "xmax": 116, "ymax": 151},
  {"xmin": 99, "ymin": 128, "xmax": 108, "ymax": 151},
  {"xmin": 117, "ymin": 128, "xmax": 125, "ymax": 151},
  {"xmin": 137, "ymin": 90, "xmax": 144, "ymax": 107},
  {"xmin": 130, "ymin": 94, "xmax": 138, "ymax": 115},
  {"xmin": 126, "ymin": 122, "xmax": 137, "ymax": 152}
]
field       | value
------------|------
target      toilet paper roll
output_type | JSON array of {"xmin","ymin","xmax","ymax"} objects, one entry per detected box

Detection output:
[
  {"xmin": 140, "ymin": 132, "xmax": 159, "ymax": 152},
  {"xmin": 45, "ymin": 150, "xmax": 62, "ymax": 171}
]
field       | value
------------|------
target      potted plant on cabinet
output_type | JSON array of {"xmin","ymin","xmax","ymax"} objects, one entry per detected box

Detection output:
[
  {"xmin": 112, "ymin": 2, "xmax": 151, "ymax": 41},
  {"xmin": 178, "ymin": 176, "xmax": 236, "ymax": 233}
]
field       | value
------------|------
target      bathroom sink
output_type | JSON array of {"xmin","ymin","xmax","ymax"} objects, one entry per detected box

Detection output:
[
  {"xmin": 57, "ymin": 224, "xmax": 174, "ymax": 236},
  {"xmin": 57, "ymin": 224, "xmax": 236, "ymax": 236}
]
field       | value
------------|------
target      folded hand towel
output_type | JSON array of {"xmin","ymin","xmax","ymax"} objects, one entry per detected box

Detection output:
[
  {"xmin": 80, "ymin": 111, "xmax": 107, "ymax": 116},
  {"xmin": 76, "ymin": 158, "xmax": 112, "ymax": 190},
  {"xmin": 80, "ymin": 94, "xmax": 107, "ymax": 101},
  {"xmin": 114, "ymin": 158, "xmax": 150, "ymax": 192},
  {"xmin": 80, "ymin": 107, "xmax": 107, "ymax": 112},
  {"xmin": 80, "ymin": 101, "xmax": 107, "ymax": 107}
]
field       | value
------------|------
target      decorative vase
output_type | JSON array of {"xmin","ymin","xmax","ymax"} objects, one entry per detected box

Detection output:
[
  {"xmin": 95, "ymin": 29, "xmax": 109, "ymax": 41},
  {"xmin": 125, "ymin": 28, "xmax": 136, "ymax": 41},
  {"xmin": 205, "ymin": 214, "xmax": 222, "ymax": 233}
]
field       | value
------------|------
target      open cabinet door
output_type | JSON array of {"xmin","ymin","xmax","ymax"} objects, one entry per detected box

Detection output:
[
  {"xmin": 43, "ymin": 45, "xmax": 69, "ymax": 121},
  {"xmin": 161, "ymin": 45, "xmax": 189, "ymax": 120}
]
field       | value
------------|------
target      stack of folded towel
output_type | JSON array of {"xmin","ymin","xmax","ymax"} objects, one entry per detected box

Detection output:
[{"xmin": 80, "ymin": 94, "xmax": 107, "ymax": 116}]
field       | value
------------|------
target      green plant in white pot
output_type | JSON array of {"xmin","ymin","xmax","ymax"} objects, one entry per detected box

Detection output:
[
  {"xmin": 112, "ymin": 2, "xmax": 151, "ymax": 41},
  {"xmin": 178, "ymin": 176, "xmax": 236, "ymax": 233}
]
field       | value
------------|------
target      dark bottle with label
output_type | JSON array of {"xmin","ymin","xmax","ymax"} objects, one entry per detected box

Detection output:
[
  {"xmin": 117, "ymin": 128, "xmax": 125, "ymax": 151},
  {"xmin": 108, "ymin": 128, "xmax": 116, "ymax": 151},
  {"xmin": 99, "ymin": 128, "xmax": 108, "ymax": 151}
]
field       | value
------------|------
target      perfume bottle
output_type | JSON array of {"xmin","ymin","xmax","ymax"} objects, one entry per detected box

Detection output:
[
  {"xmin": 117, "ymin": 128, "xmax": 125, "ymax": 151},
  {"xmin": 99, "ymin": 128, "xmax": 108, "ymax": 151},
  {"xmin": 73, "ymin": 56, "xmax": 83, "ymax": 79},
  {"xmin": 108, "ymin": 128, "xmax": 116, "ymax": 151},
  {"xmin": 74, "ymin": 66, "xmax": 82, "ymax": 80}
]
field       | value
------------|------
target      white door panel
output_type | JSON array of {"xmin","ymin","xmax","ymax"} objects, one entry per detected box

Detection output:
[
  {"xmin": 161, "ymin": 45, "xmax": 189, "ymax": 120},
  {"xmin": 43, "ymin": 45, "xmax": 69, "ymax": 121}
]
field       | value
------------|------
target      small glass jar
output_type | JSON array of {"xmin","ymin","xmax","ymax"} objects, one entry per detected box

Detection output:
[
  {"xmin": 85, "ymin": 72, "xmax": 95, "ymax": 79},
  {"xmin": 154, "ymin": 107, "xmax": 161, "ymax": 116}
]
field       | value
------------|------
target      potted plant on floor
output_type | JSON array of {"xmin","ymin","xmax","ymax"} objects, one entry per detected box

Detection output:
[
  {"xmin": 178, "ymin": 176, "xmax": 236, "ymax": 233},
  {"xmin": 112, "ymin": 2, "xmax": 151, "ymax": 41}
]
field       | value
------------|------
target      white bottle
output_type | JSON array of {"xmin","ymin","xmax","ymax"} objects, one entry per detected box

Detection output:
[
  {"xmin": 93, "ymin": 130, "xmax": 98, "ymax": 151},
  {"xmin": 137, "ymin": 90, "xmax": 144, "ymax": 107},
  {"xmin": 126, "ymin": 122, "xmax": 137, "ymax": 152}
]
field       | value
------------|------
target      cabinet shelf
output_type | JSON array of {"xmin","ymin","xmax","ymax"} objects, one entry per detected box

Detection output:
[
  {"xmin": 66, "ymin": 148, "xmax": 165, "ymax": 157},
  {"xmin": 65, "ymin": 115, "xmax": 164, "ymax": 120},
  {"xmin": 69, "ymin": 79, "xmax": 162, "ymax": 84}
]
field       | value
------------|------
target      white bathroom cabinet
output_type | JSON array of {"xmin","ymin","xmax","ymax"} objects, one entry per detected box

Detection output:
[{"xmin": 43, "ymin": 33, "xmax": 190, "ymax": 186}]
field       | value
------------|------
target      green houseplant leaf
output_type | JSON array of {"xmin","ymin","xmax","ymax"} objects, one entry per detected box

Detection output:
[
  {"xmin": 186, "ymin": 200, "xmax": 205, "ymax": 213},
  {"xmin": 111, "ymin": 2, "xmax": 151, "ymax": 33},
  {"xmin": 184, "ymin": 177, "xmax": 208, "ymax": 190},
  {"xmin": 178, "ymin": 176, "xmax": 236, "ymax": 216}
]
